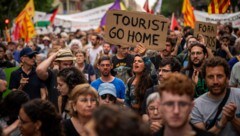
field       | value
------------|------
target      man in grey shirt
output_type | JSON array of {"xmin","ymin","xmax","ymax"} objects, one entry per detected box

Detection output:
[{"xmin": 191, "ymin": 57, "xmax": 240, "ymax": 136}]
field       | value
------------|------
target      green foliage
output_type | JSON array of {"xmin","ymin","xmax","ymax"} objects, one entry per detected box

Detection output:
[
  {"xmin": 0, "ymin": 0, "xmax": 54, "ymax": 35},
  {"xmin": 85, "ymin": 0, "xmax": 115, "ymax": 10},
  {"xmin": 160, "ymin": 0, "xmax": 183, "ymax": 17}
]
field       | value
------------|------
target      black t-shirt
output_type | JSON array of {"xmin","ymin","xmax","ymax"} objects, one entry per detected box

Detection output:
[
  {"xmin": 63, "ymin": 119, "xmax": 79, "ymax": 136},
  {"xmin": 44, "ymin": 69, "xmax": 59, "ymax": 108},
  {"xmin": 111, "ymin": 54, "xmax": 134, "ymax": 83},
  {"xmin": 9, "ymin": 67, "xmax": 43, "ymax": 99},
  {"xmin": 0, "ymin": 60, "xmax": 14, "ymax": 69},
  {"xmin": 153, "ymin": 123, "xmax": 214, "ymax": 136}
]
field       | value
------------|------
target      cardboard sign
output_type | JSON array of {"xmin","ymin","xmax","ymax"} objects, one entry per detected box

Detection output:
[
  {"xmin": 105, "ymin": 10, "xmax": 169, "ymax": 50},
  {"xmin": 194, "ymin": 21, "xmax": 217, "ymax": 51}
]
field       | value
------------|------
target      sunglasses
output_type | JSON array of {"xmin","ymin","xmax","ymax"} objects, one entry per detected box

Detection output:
[
  {"xmin": 24, "ymin": 54, "xmax": 35, "ymax": 59},
  {"xmin": 100, "ymin": 94, "xmax": 116, "ymax": 101}
]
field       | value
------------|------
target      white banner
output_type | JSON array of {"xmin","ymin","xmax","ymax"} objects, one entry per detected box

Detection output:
[
  {"xmin": 194, "ymin": 10, "xmax": 240, "ymax": 28},
  {"xmin": 34, "ymin": 3, "xmax": 113, "ymax": 31}
]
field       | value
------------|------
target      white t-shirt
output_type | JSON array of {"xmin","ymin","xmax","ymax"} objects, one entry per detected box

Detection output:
[{"xmin": 89, "ymin": 45, "xmax": 103, "ymax": 66}]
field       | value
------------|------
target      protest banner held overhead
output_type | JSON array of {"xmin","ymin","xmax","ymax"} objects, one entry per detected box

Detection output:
[
  {"xmin": 105, "ymin": 10, "xmax": 169, "ymax": 50},
  {"xmin": 194, "ymin": 21, "xmax": 217, "ymax": 51}
]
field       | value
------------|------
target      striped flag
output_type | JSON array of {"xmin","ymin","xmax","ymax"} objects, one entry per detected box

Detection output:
[
  {"xmin": 208, "ymin": 0, "xmax": 230, "ymax": 14},
  {"xmin": 13, "ymin": 0, "xmax": 35, "ymax": 42},
  {"xmin": 143, "ymin": 0, "xmax": 153, "ymax": 14},
  {"xmin": 182, "ymin": 0, "xmax": 195, "ymax": 28}
]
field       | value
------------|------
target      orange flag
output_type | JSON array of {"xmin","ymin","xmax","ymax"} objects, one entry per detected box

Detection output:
[
  {"xmin": 208, "ymin": 0, "xmax": 230, "ymax": 14},
  {"xmin": 182, "ymin": 0, "xmax": 195, "ymax": 28},
  {"xmin": 14, "ymin": 0, "xmax": 35, "ymax": 42}
]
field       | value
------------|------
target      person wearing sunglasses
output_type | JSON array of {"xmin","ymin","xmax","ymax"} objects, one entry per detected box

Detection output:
[
  {"xmin": 9, "ymin": 47, "xmax": 47, "ymax": 100},
  {"xmin": 98, "ymin": 82, "xmax": 117, "ymax": 105}
]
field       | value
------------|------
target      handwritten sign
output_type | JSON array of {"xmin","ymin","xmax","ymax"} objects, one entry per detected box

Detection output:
[
  {"xmin": 105, "ymin": 10, "xmax": 169, "ymax": 50},
  {"xmin": 194, "ymin": 21, "xmax": 217, "ymax": 51}
]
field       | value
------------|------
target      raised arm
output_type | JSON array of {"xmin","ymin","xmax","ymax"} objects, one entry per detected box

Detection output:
[{"xmin": 36, "ymin": 52, "xmax": 58, "ymax": 80}]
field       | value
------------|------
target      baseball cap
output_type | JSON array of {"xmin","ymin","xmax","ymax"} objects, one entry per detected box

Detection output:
[
  {"xmin": 55, "ymin": 49, "xmax": 75, "ymax": 61},
  {"xmin": 20, "ymin": 47, "xmax": 37, "ymax": 58},
  {"xmin": 98, "ymin": 83, "xmax": 117, "ymax": 97}
]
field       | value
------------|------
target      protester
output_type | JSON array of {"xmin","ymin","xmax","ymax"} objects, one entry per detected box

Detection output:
[
  {"xmin": 9, "ymin": 47, "xmax": 47, "ymax": 100},
  {"xmin": 145, "ymin": 92, "xmax": 163, "ymax": 134},
  {"xmin": 154, "ymin": 73, "xmax": 213, "ymax": 136},
  {"xmin": 111, "ymin": 45, "xmax": 134, "ymax": 84},
  {"xmin": 181, "ymin": 42, "xmax": 208, "ymax": 98},
  {"xmin": 63, "ymin": 83, "xmax": 98, "ymax": 136},
  {"xmin": 91, "ymin": 55, "xmax": 125, "ymax": 104},
  {"xmin": 74, "ymin": 50, "xmax": 96, "ymax": 83},
  {"xmin": 125, "ymin": 55, "xmax": 154, "ymax": 114},
  {"xmin": 84, "ymin": 105, "xmax": 151, "ymax": 136},
  {"xmin": 98, "ymin": 82, "xmax": 117, "ymax": 105},
  {"xmin": 57, "ymin": 67, "xmax": 87, "ymax": 119},
  {"xmin": 229, "ymin": 61, "xmax": 240, "ymax": 88},
  {"xmin": 88, "ymin": 33, "xmax": 103, "ymax": 66},
  {"xmin": 36, "ymin": 48, "xmax": 75, "ymax": 107},
  {"xmin": 0, "ymin": 91, "xmax": 29, "ymax": 136},
  {"xmin": 0, "ymin": 43, "xmax": 14, "ymax": 68},
  {"xmin": 191, "ymin": 57, "xmax": 240, "ymax": 135},
  {"xmin": 19, "ymin": 99, "xmax": 64, "ymax": 136},
  {"xmin": 141, "ymin": 56, "xmax": 182, "ymax": 116}
]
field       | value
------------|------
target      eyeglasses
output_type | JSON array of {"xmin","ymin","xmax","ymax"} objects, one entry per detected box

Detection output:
[
  {"xmin": 18, "ymin": 116, "xmax": 32, "ymax": 124},
  {"xmin": 100, "ymin": 94, "xmax": 116, "ymax": 101},
  {"xmin": 190, "ymin": 52, "xmax": 203, "ymax": 56},
  {"xmin": 148, "ymin": 106, "xmax": 159, "ymax": 112},
  {"xmin": 162, "ymin": 101, "xmax": 191, "ymax": 111},
  {"xmin": 79, "ymin": 98, "xmax": 97, "ymax": 104}
]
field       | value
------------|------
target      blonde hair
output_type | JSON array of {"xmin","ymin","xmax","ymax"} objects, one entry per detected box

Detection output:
[{"xmin": 69, "ymin": 83, "xmax": 98, "ymax": 117}]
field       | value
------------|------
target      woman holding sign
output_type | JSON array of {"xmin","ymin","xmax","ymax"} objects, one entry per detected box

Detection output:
[{"xmin": 125, "ymin": 52, "xmax": 155, "ymax": 114}]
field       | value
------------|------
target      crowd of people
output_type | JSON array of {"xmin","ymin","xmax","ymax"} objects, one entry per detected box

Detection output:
[{"xmin": 0, "ymin": 22, "xmax": 240, "ymax": 136}]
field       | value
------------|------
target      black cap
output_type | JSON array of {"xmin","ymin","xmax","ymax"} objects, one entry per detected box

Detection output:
[{"xmin": 20, "ymin": 47, "xmax": 37, "ymax": 58}]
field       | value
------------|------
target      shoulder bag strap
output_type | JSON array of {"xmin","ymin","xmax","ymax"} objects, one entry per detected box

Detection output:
[{"xmin": 206, "ymin": 88, "xmax": 231, "ymax": 130}]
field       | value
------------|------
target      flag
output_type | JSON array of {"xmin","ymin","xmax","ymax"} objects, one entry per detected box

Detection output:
[
  {"xmin": 143, "ymin": 0, "xmax": 153, "ymax": 14},
  {"xmin": 154, "ymin": 0, "xmax": 163, "ymax": 14},
  {"xmin": 35, "ymin": 6, "xmax": 59, "ymax": 27},
  {"xmin": 208, "ymin": 0, "xmax": 230, "ymax": 14},
  {"xmin": 170, "ymin": 13, "xmax": 179, "ymax": 31},
  {"xmin": 100, "ymin": 0, "xmax": 126, "ymax": 27},
  {"xmin": 182, "ymin": 0, "xmax": 195, "ymax": 28},
  {"xmin": 14, "ymin": 0, "xmax": 35, "ymax": 42}
]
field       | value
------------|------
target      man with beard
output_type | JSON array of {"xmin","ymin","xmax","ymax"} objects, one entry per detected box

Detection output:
[
  {"xmin": 191, "ymin": 57, "xmax": 240, "ymax": 136},
  {"xmin": 91, "ymin": 55, "xmax": 125, "ymax": 104},
  {"xmin": 150, "ymin": 37, "xmax": 175, "ymax": 70},
  {"xmin": 154, "ymin": 73, "xmax": 213, "ymax": 136},
  {"xmin": 182, "ymin": 42, "xmax": 208, "ymax": 98},
  {"xmin": 88, "ymin": 34, "xmax": 103, "ymax": 66}
]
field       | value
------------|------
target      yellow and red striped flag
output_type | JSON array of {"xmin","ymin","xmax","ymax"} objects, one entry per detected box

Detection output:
[
  {"xmin": 182, "ymin": 0, "xmax": 195, "ymax": 28},
  {"xmin": 208, "ymin": 0, "xmax": 230, "ymax": 14},
  {"xmin": 14, "ymin": 0, "xmax": 35, "ymax": 42}
]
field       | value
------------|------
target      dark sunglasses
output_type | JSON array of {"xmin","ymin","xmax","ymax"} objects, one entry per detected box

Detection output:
[
  {"xmin": 24, "ymin": 54, "xmax": 35, "ymax": 59},
  {"xmin": 100, "ymin": 94, "xmax": 116, "ymax": 101}
]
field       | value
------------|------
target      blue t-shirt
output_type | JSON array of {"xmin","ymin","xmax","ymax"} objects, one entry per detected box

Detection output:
[{"xmin": 91, "ymin": 77, "xmax": 125, "ymax": 99}]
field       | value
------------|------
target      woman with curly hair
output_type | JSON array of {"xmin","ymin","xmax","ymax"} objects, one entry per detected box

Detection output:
[
  {"xmin": 125, "ymin": 54, "xmax": 155, "ymax": 114},
  {"xmin": 18, "ymin": 99, "xmax": 64, "ymax": 136},
  {"xmin": 57, "ymin": 67, "xmax": 87, "ymax": 119}
]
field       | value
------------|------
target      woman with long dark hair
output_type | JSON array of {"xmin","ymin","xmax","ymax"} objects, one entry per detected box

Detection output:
[
  {"xmin": 57, "ymin": 67, "xmax": 87, "ymax": 119},
  {"xmin": 125, "ymin": 55, "xmax": 154, "ymax": 114}
]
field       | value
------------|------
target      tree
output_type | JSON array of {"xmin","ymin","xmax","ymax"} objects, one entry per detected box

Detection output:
[{"xmin": 0, "ymin": 0, "xmax": 54, "ymax": 35}]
